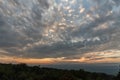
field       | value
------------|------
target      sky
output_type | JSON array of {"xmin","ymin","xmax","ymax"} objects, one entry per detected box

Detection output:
[{"xmin": 0, "ymin": 0, "xmax": 120, "ymax": 72}]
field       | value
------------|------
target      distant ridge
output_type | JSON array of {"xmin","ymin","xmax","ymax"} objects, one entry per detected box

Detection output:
[{"xmin": 0, "ymin": 63, "xmax": 119, "ymax": 80}]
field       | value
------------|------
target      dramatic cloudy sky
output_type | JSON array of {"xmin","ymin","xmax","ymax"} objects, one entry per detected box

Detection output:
[{"xmin": 0, "ymin": 0, "xmax": 120, "ymax": 64}]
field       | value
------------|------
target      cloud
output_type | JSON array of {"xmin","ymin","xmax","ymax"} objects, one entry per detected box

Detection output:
[{"xmin": 0, "ymin": 0, "xmax": 120, "ymax": 62}]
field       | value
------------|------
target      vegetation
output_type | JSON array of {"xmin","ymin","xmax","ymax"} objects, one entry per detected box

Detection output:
[
  {"xmin": 0, "ymin": 63, "xmax": 119, "ymax": 80},
  {"xmin": 116, "ymin": 71, "xmax": 120, "ymax": 80}
]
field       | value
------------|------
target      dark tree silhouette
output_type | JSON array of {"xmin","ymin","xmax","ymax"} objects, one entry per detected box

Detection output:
[
  {"xmin": 116, "ymin": 65, "xmax": 120, "ymax": 80},
  {"xmin": 0, "ymin": 63, "xmax": 116, "ymax": 80}
]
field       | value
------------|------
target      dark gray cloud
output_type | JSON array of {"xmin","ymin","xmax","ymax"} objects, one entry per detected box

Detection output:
[{"xmin": 0, "ymin": 0, "xmax": 120, "ymax": 59}]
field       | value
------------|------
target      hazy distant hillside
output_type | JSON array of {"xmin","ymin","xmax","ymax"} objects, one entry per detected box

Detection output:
[{"xmin": 0, "ymin": 63, "xmax": 119, "ymax": 80}]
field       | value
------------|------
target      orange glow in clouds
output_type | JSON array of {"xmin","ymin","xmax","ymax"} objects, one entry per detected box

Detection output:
[{"xmin": 0, "ymin": 50, "xmax": 120, "ymax": 64}]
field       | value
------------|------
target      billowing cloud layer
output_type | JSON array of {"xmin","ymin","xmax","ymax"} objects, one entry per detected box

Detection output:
[{"xmin": 0, "ymin": 0, "xmax": 120, "ymax": 63}]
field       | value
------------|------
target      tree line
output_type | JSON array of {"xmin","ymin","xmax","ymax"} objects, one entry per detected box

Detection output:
[{"xmin": 0, "ymin": 63, "xmax": 119, "ymax": 80}]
